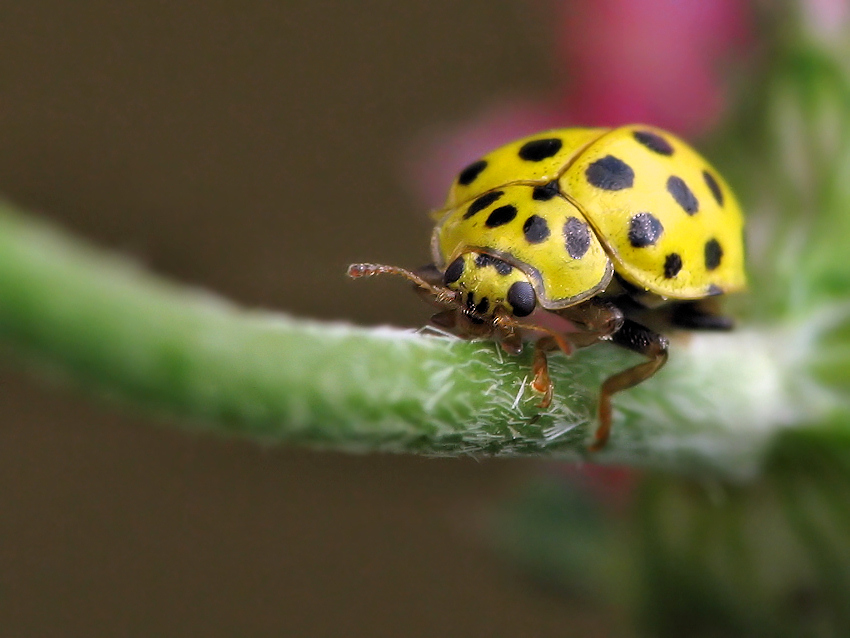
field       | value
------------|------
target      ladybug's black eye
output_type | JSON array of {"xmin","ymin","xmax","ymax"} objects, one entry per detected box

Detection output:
[
  {"xmin": 443, "ymin": 257, "xmax": 464, "ymax": 285},
  {"xmin": 507, "ymin": 281, "xmax": 536, "ymax": 317}
]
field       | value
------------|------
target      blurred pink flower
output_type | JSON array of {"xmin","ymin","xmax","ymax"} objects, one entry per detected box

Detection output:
[
  {"xmin": 409, "ymin": 0, "xmax": 752, "ymax": 207},
  {"xmin": 554, "ymin": 0, "xmax": 750, "ymax": 133},
  {"xmin": 802, "ymin": 0, "xmax": 850, "ymax": 40}
]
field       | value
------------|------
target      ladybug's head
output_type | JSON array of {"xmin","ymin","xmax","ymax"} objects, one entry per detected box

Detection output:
[
  {"xmin": 440, "ymin": 252, "xmax": 536, "ymax": 322},
  {"xmin": 348, "ymin": 257, "xmax": 578, "ymax": 355}
]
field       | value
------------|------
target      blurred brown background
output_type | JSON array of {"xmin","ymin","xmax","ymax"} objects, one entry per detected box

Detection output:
[{"xmin": 0, "ymin": 2, "xmax": 606, "ymax": 636}]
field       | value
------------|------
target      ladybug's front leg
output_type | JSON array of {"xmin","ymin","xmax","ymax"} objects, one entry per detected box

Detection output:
[
  {"xmin": 591, "ymin": 320, "xmax": 669, "ymax": 451},
  {"xmin": 531, "ymin": 337, "xmax": 557, "ymax": 409}
]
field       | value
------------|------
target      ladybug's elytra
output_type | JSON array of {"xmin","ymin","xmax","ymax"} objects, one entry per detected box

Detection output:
[{"xmin": 349, "ymin": 125, "xmax": 746, "ymax": 450}]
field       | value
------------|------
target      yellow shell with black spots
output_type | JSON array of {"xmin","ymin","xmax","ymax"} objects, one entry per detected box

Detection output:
[
  {"xmin": 434, "ymin": 124, "xmax": 746, "ymax": 303},
  {"xmin": 435, "ymin": 184, "xmax": 613, "ymax": 308},
  {"xmin": 446, "ymin": 127, "xmax": 605, "ymax": 209}
]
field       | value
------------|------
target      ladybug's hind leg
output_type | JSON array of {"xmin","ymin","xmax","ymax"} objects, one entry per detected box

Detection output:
[{"xmin": 591, "ymin": 320, "xmax": 668, "ymax": 452}]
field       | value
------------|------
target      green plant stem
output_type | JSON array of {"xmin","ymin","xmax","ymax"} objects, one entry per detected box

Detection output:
[{"xmin": 0, "ymin": 202, "xmax": 838, "ymax": 477}]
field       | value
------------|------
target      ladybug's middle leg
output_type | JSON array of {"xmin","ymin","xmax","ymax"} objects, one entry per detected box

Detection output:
[{"xmin": 591, "ymin": 320, "xmax": 669, "ymax": 452}]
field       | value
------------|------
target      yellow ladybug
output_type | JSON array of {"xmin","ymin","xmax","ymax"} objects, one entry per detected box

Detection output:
[{"xmin": 349, "ymin": 125, "xmax": 746, "ymax": 450}]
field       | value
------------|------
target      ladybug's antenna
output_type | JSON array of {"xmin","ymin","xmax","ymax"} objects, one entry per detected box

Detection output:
[{"xmin": 347, "ymin": 263, "xmax": 460, "ymax": 306}]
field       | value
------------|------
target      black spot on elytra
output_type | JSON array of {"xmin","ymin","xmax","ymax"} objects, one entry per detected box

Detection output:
[
  {"xmin": 563, "ymin": 217, "xmax": 591, "ymax": 259},
  {"xmin": 628, "ymin": 212, "xmax": 664, "ymax": 248},
  {"xmin": 463, "ymin": 190, "xmax": 504, "ymax": 219},
  {"xmin": 664, "ymin": 253, "xmax": 683, "ymax": 278},
  {"xmin": 507, "ymin": 281, "xmax": 536, "ymax": 317},
  {"xmin": 518, "ymin": 138, "xmax": 562, "ymax": 161},
  {"xmin": 485, "ymin": 205, "xmax": 518, "ymax": 228},
  {"xmin": 704, "ymin": 238, "xmax": 723, "ymax": 270},
  {"xmin": 703, "ymin": 170, "xmax": 724, "ymax": 206},
  {"xmin": 443, "ymin": 257, "xmax": 464, "ymax": 284},
  {"xmin": 585, "ymin": 155, "xmax": 634, "ymax": 191},
  {"xmin": 475, "ymin": 253, "xmax": 513, "ymax": 275},
  {"xmin": 532, "ymin": 180, "xmax": 561, "ymax": 201},
  {"xmin": 633, "ymin": 130, "xmax": 674, "ymax": 155},
  {"xmin": 457, "ymin": 159, "xmax": 487, "ymax": 186},
  {"xmin": 667, "ymin": 176, "xmax": 699, "ymax": 215},
  {"xmin": 523, "ymin": 215, "xmax": 550, "ymax": 244}
]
